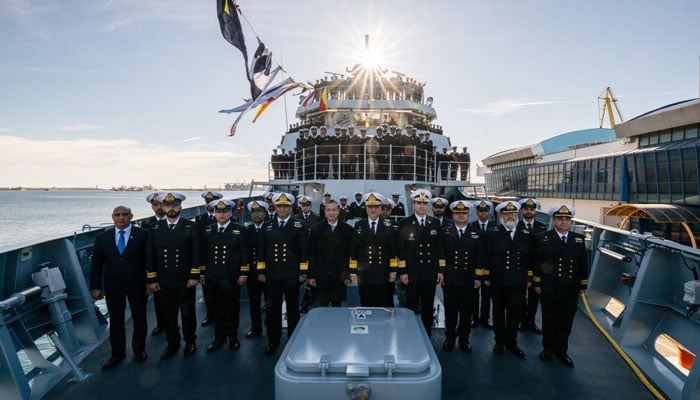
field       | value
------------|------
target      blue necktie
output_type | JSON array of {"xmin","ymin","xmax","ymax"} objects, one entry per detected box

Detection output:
[{"xmin": 117, "ymin": 230, "xmax": 126, "ymax": 254}]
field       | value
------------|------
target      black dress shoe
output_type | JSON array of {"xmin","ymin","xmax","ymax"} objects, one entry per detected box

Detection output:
[
  {"xmin": 201, "ymin": 317, "xmax": 213, "ymax": 327},
  {"xmin": 245, "ymin": 328, "xmax": 262, "ymax": 339},
  {"xmin": 183, "ymin": 343, "xmax": 197, "ymax": 357},
  {"xmin": 134, "ymin": 351, "xmax": 148, "ymax": 363},
  {"xmin": 151, "ymin": 326, "xmax": 164, "ymax": 336},
  {"xmin": 493, "ymin": 344, "xmax": 504, "ymax": 355},
  {"xmin": 442, "ymin": 339, "xmax": 455, "ymax": 352},
  {"xmin": 480, "ymin": 319, "xmax": 493, "ymax": 329},
  {"xmin": 206, "ymin": 338, "xmax": 226, "ymax": 353},
  {"xmin": 556, "ymin": 353, "xmax": 574, "ymax": 367},
  {"xmin": 102, "ymin": 355, "xmax": 125, "ymax": 371},
  {"xmin": 161, "ymin": 344, "xmax": 180, "ymax": 360},
  {"xmin": 507, "ymin": 344, "xmax": 525, "ymax": 358},
  {"xmin": 470, "ymin": 319, "xmax": 478, "ymax": 328},
  {"xmin": 539, "ymin": 350, "xmax": 553, "ymax": 362},
  {"xmin": 228, "ymin": 338, "xmax": 240, "ymax": 351},
  {"xmin": 264, "ymin": 342, "xmax": 279, "ymax": 356},
  {"xmin": 458, "ymin": 337, "xmax": 471, "ymax": 353}
]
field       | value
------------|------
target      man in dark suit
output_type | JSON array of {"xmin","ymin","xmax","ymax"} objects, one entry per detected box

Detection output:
[
  {"xmin": 244, "ymin": 200, "xmax": 268, "ymax": 339},
  {"xmin": 201, "ymin": 199, "xmax": 249, "ymax": 353},
  {"xmin": 141, "ymin": 192, "xmax": 167, "ymax": 336},
  {"xmin": 350, "ymin": 193, "xmax": 398, "ymax": 307},
  {"xmin": 398, "ymin": 189, "xmax": 446, "ymax": 338},
  {"xmin": 195, "ymin": 191, "xmax": 223, "ymax": 328},
  {"xmin": 483, "ymin": 201, "xmax": 536, "ymax": 358},
  {"xmin": 90, "ymin": 206, "xmax": 149, "ymax": 370},
  {"xmin": 517, "ymin": 198, "xmax": 548, "ymax": 334},
  {"xmin": 257, "ymin": 192, "xmax": 309, "ymax": 355},
  {"xmin": 535, "ymin": 204, "xmax": 588, "ymax": 367},
  {"xmin": 308, "ymin": 200, "xmax": 353, "ymax": 307},
  {"xmin": 146, "ymin": 192, "xmax": 201, "ymax": 359},
  {"xmin": 468, "ymin": 200, "xmax": 495, "ymax": 329}
]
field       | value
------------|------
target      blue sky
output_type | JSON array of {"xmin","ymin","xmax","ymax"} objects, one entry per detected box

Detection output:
[{"xmin": 1, "ymin": 0, "xmax": 699, "ymax": 188}]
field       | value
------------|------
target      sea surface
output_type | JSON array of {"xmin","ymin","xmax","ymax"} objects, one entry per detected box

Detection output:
[{"xmin": 0, "ymin": 189, "xmax": 259, "ymax": 249}]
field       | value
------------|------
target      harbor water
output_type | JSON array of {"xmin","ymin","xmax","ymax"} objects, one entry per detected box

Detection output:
[{"xmin": 0, "ymin": 189, "xmax": 258, "ymax": 249}]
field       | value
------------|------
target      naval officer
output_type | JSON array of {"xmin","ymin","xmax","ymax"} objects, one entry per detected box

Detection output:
[
  {"xmin": 91, "ymin": 206, "xmax": 149, "ymax": 370},
  {"xmin": 517, "ymin": 197, "xmax": 548, "ymax": 334},
  {"xmin": 398, "ymin": 189, "xmax": 446, "ymax": 338},
  {"xmin": 468, "ymin": 200, "xmax": 495, "ymax": 329},
  {"xmin": 535, "ymin": 204, "xmax": 588, "ymax": 367},
  {"xmin": 196, "ymin": 191, "xmax": 224, "ymax": 328},
  {"xmin": 349, "ymin": 192, "xmax": 398, "ymax": 307},
  {"xmin": 201, "ymin": 199, "xmax": 249, "ymax": 353},
  {"xmin": 146, "ymin": 192, "xmax": 201, "ymax": 359},
  {"xmin": 483, "ymin": 200, "xmax": 535, "ymax": 358},
  {"xmin": 257, "ymin": 192, "xmax": 309, "ymax": 355},
  {"xmin": 244, "ymin": 200, "xmax": 268, "ymax": 339},
  {"xmin": 141, "ymin": 192, "xmax": 167, "ymax": 336}
]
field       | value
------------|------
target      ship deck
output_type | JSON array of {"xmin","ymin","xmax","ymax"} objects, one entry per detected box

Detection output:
[{"xmin": 43, "ymin": 288, "xmax": 657, "ymax": 400}]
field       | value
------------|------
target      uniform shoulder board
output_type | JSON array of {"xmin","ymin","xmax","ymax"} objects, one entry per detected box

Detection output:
[
  {"xmin": 293, "ymin": 221, "xmax": 303, "ymax": 228},
  {"xmin": 232, "ymin": 229, "xmax": 240, "ymax": 234}
]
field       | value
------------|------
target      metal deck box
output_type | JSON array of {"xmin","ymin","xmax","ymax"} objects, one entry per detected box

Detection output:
[{"xmin": 275, "ymin": 307, "xmax": 441, "ymax": 400}]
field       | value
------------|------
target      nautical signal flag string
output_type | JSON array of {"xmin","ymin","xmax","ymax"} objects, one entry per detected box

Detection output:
[{"xmin": 216, "ymin": 0, "xmax": 310, "ymax": 136}]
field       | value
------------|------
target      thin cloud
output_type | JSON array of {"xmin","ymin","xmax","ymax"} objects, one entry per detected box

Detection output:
[
  {"xmin": 182, "ymin": 137, "xmax": 203, "ymax": 143},
  {"xmin": 59, "ymin": 124, "xmax": 106, "ymax": 132},
  {"xmin": 0, "ymin": 135, "xmax": 268, "ymax": 188},
  {"xmin": 0, "ymin": 128, "xmax": 10, "ymax": 134},
  {"xmin": 459, "ymin": 99, "xmax": 576, "ymax": 116}
]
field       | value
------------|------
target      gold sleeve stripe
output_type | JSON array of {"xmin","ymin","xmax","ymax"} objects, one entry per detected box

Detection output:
[
  {"xmin": 527, "ymin": 270, "xmax": 533, "ymax": 277},
  {"xmin": 200, "ymin": 265, "xmax": 207, "ymax": 271},
  {"xmin": 533, "ymin": 276, "xmax": 541, "ymax": 283},
  {"xmin": 241, "ymin": 265, "xmax": 250, "ymax": 272},
  {"xmin": 349, "ymin": 259, "xmax": 358, "ymax": 269},
  {"xmin": 482, "ymin": 269, "xmax": 491, "ymax": 276},
  {"xmin": 190, "ymin": 267, "xmax": 201, "ymax": 274},
  {"xmin": 580, "ymin": 279, "xmax": 588, "ymax": 285},
  {"xmin": 147, "ymin": 271, "xmax": 157, "ymax": 278},
  {"xmin": 299, "ymin": 262, "xmax": 309, "ymax": 271},
  {"xmin": 389, "ymin": 257, "xmax": 398, "ymax": 267},
  {"xmin": 475, "ymin": 268, "xmax": 484, "ymax": 276},
  {"xmin": 257, "ymin": 261, "xmax": 266, "ymax": 270},
  {"xmin": 398, "ymin": 260, "xmax": 406, "ymax": 268},
  {"xmin": 438, "ymin": 259, "xmax": 446, "ymax": 267}
]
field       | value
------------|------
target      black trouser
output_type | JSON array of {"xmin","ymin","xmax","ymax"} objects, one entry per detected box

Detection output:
[
  {"xmin": 265, "ymin": 278, "xmax": 299, "ymax": 344},
  {"xmin": 210, "ymin": 281, "xmax": 241, "ymax": 340},
  {"xmin": 540, "ymin": 290, "xmax": 579, "ymax": 354},
  {"xmin": 160, "ymin": 286, "xmax": 197, "ymax": 346},
  {"xmin": 105, "ymin": 287, "xmax": 147, "ymax": 357},
  {"xmin": 359, "ymin": 282, "xmax": 393, "ymax": 308},
  {"xmin": 443, "ymin": 284, "xmax": 472, "ymax": 340},
  {"xmin": 315, "ymin": 277, "xmax": 345, "ymax": 307},
  {"xmin": 472, "ymin": 284, "xmax": 491, "ymax": 322},
  {"xmin": 523, "ymin": 285, "xmax": 540, "ymax": 327},
  {"xmin": 406, "ymin": 279, "xmax": 436, "ymax": 337},
  {"xmin": 202, "ymin": 283, "xmax": 213, "ymax": 319},
  {"xmin": 246, "ymin": 278, "xmax": 265, "ymax": 332},
  {"xmin": 491, "ymin": 285, "xmax": 525, "ymax": 346},
  {"xmin": 152, "ymin": 291, "xmax": 164, "ymax": 328}
]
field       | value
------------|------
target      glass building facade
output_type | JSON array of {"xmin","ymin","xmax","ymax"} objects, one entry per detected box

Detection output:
[{"xmin": 485, "ymin": 122, "xmax": 700, "ymax": 207}]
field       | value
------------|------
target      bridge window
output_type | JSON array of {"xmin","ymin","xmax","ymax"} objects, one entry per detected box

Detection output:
[{"xmin": 654, "ymin": 333, "xmax": 695, "ymax": 376}]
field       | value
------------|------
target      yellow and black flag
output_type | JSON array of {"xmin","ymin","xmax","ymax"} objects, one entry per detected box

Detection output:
[{"xmin": 217, "ymin": 0, "xmax": 248, "ymax": 63}]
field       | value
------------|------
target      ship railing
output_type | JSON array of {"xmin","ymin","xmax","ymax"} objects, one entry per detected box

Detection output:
[
  {"xmin": 269, "ymin": 144, "xmax": 468, "ymax": 184},
  {"xmin": 570, "ymin": 218, "xmax": 700, "ymax": 400}
]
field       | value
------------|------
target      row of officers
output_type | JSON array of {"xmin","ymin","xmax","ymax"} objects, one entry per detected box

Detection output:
[
  {"xmin": 271, "ymin": 124, "xmax": 470, "ymax": 181},
  {"xmin": 89, "ymin": 190, "xmax": 586, "ymax": 372}
]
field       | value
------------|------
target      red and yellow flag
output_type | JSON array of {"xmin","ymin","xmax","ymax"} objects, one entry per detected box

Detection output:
[{"xmin": 318, "ymin": 87, "xmax": 328, "ymax": 111}]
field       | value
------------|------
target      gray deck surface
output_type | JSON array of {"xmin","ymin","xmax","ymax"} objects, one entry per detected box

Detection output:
[{"xmin": 44, "ymin": 288, "xmax": 658, "ymax": 400}]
